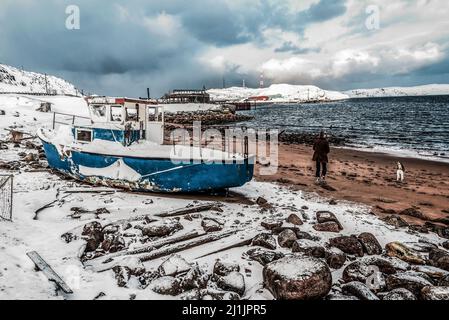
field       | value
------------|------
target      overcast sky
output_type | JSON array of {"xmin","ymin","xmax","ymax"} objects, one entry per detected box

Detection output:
[{"xmin": 1, "ymin": 0, "xmax": 448, "ymax": 97}]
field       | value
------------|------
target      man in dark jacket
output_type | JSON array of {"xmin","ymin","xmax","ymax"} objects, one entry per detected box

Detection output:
[{"xmin": 313, "ymin": 131, "xmax": 330, "ymax": 184}]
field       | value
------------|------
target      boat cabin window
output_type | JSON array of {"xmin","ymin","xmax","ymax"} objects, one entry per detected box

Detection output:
[
  {"xmin": 75, "ymin": 128, "xmax": 93, "ymax": 143},
  {"xmin": 125, "ymin": 106, "xmax": 139, "ymax": 122},
  {"xmin": 110, "ymin": 105, "xmax": 123, "ymax": 122},
  {"xmin": 91, "ymin": 105, "xmax": 106, "ymax": 118}
]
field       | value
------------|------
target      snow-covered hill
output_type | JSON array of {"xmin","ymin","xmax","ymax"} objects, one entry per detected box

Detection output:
[
  {"xmin": 345, "ymin": 84, "xmax": 449, "ymax": 98},
  {"xmin": 208, "ymin": 84, "xmax": 349, "ymax": 103},
  {"xmin": 0, "ymin": 64, "xmax": 79, "ymax": 95}
]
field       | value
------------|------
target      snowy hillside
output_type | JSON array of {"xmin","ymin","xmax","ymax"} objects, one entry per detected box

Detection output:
[
  {"xmin": 208, "ymin": 84, "xmax": 349, "ymax": 103},
  {"xmin": 0, "ymin": 64, "xmax": 79, "ymax": 95},
  {"xmin": 345, "ymin": 84, "xmax": 449, "ymax": 98}
]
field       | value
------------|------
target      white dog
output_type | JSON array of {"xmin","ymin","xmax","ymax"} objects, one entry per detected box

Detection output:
[{"xmin": 396, "ymin": 161, "xmax": 405, "ymax": 182}]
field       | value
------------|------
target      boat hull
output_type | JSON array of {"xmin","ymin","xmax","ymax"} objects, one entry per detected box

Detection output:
[{"xmin": 40, "ymin": 140, "xmax": 254, "ymax": 193}]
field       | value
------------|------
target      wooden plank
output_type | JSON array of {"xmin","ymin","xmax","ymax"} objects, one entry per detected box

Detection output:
[
  {"xmin": 194, "ymin": 236, "xmax": 254, "ymax": 259},
  {"xmin": 155, "ymin": 203, "xmax": 222, "ymax": 218},
  {"xmin": 26, "ymin": 251, "xmax": 73, "ymax": 294},
  {"xmin": 139, "ymin": 230, "xmax": 237, "ymax": 262}
]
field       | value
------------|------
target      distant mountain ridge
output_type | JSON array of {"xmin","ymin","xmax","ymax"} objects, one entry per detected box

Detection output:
[
  {"xmin": 345, "ymin": 84, "xmax": 449, "ymax": 98},
  {"xmin": 0, "ymin": 64, "xmax": 79, "ymax": 95}
]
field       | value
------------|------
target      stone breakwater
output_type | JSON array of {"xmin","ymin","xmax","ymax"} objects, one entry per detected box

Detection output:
[{"xmin": 164, "ymin": 110, "xmax": 253, "ymax": 126}]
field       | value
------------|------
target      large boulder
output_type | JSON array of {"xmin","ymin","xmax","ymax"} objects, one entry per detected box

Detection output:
[
  {"xmin": 263, "ymin": 256, "xmax": 332, "ymax": 300},
  {"xmin": 381, "ymin": 215, "xmax": 409, "ymax": 228},
  {"xmin": 82, "ymin": 221, "xmax": 104, "ymax": 252},
  {"xmin": 325, "ymin": 248, "xmax": 347, "ymax": 269},
  {"xmin": 292, "ymin": 240, "xmax": 326, "ymax": 258},
  {"xmin": 142, "ymin": 219, "xmax": 183, "ymax": 237},
  {"xmin": 201, "ymin": 218, "xmax": 223, "ymax": 233},
  {"xmin": 385, "ymin": 242, "xmax": 425, "ymax": 265},
  {"xmin": 329, "ymin": 236, "xmax": 364, "ymax": 257},
  {"xmin": 421, "ymin": 286, "xmax": 449, "ymax": 300},
  {"xmin": 158, "ymin": 254, "xmax": 191, "ymax": 276},
  {"xmin": 213, "ymin": 260, "xmax": 240, "ymax": 277},
  {"xmin": 357, "ymin": 233, "xmax": 382, "ymax": 255},
  {"xmin": 313, "ymin": 222, "xmax": 342, "ymax": 233},
  {"xmin": 252, "ymin": 233, "xmax": 277, "ymax": 250},
  {"xmin": 382, "ymin": 288, "xmax": 416, "ymax": 300},
  {"xmin": 385, "ymin": 271, "xmax": 434, "ymax": 296},
  {"xmin": 286, "ymin": 213, "xmax": 303, "ymax": 226},
  {"xmin": 261, "ymin": 219, "xmax": 283, "ymax": 231},
  {"xmin": 316, "ymin": 211, "xmax": 343, "ymax": 231},
  {"xmin": 149, "ymin": 276, "xmax": 182, "ymax": 296},
  {"xmin": 342, "ymin": 261, "xmax": 386, "ymax": 286},
  {"xmin": 216, "ymin": 272, "xmax": 246, "ymax": 296},
  {"xmin": 180, "ymin": 264, "xmax": 209, "ymax": 291},
  {"xmin": 277, "ymin": 229, "xmax": 298, "ymax": 248},
  {"xmin": 245, "ymin": 248, "xmax": 284, "ymax": 266},
  {"xmin": 428, "ymin": 248, "xmax": 449, "ymax": 271},
  {"xmin": 342, "ymin": 282, "xmax": 379, "ymax": 300}
]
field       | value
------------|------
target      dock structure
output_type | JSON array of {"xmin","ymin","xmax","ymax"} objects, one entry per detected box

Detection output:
[{"xmin": 163, "ymin": 89, "xmax": 211, "ymax": 104}]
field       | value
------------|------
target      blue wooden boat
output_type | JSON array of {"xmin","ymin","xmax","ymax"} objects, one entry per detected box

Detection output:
[{"xmin": 37, "ymin": 97, "xmax": 254, "ymax": 192}]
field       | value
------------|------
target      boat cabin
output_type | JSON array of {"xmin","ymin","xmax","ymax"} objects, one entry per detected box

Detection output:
[{"xmin": 74, "ymin": 97, "xmax": 165, "ymax": 146}]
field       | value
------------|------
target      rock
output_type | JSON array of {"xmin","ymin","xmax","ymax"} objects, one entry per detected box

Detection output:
[
  {"xmin": 202, "ymin": 289, "xmax": 240, "ymax": 301},
  {"xmin": 428, "ymin": 248, "xmax": 449, "ymax": 271},
  {"xmin": 272, "ymin": 226, "xmax": 300, "ymax": 235},
  {"xmin": 82, "ymin": 222, "xmax": 104, "ymax": 252},
  {"xmin": 245, "ymin": 248, "xmax": 284, "ymax": 266},
  {"xmin": 329, "ymin": 236, "xmax": 364, "ymax": 257},
  {"xmin": 316, "ymin": 211, "xmax": 342, "ymax": 228},
  {"xmin": 342, "ymin": 261, "xmax": 381, "ymax": 284},
  {"xmin": 382, "ymin": 288, "xmax": 416, "ymax": 300},
  {"xmin": 342, "ymin": 282, "xmax": 379, "ymax": 300},
  {"xmin": 313, "ymin": 222, "xmax": 342, "ymax": 233},
  {"xmin": 142, "ymin": 219, "xmax": 183, "ymax": 237},
  {"xmin": 180, "ymin": 264, "xmax": 209, "ymax": 290},
  {"xmin": 326, "ymin": 294, "xmax": 359, "ymax": 300},
  {"xmin": 292, "ymin": 240, "xmax": 326, "ymax": 258},
  {"xmin": 442, "ymin": 241, "xmax": 449, "ymax": 250},
  {"xmin": 138, "ymin": 271, "xmax": 159, "ymax": 288},
  {"xmin": 256, "ymin": 197, "xmax": 268, "ymax": 206},
  {"xmin": 112, "ymin": 266, "xmax": 131, "ymax": 288},
  {"xmin": 179, "ymin": 289, "xmax": 202, "ymax": 300},
  {"xmin": 295, "ymin": 231, "xmax": 320, "ymax": 241},
  {"xmin": 277, "ymin": 229, "xmax": 297, "ymax": 248},
  {"xmin": 385, "ymin": 242, "xmax": 425, "ymax": 265},
  {"xmin": 252, "ymin": 233, "xmax": 277, "ymax": 250},
  {"xmin": 325, "ymin": 248, "xmax": 347, "ymax": 269},
  {"xmin": 61, "ymin": 232, "xmax": 77, "ymax": 243},
  {"xmin": 421, "ymin": 286, "xmax": 449, "ymax": 300},
  {"xmin": 286, "ymin": 213, "xmax": 303, "ymax": 226},
  {"xmin": 158, "ymin": 254, "xmax": 191, "ymax": 276},
  {"xmin": 149, "ymin": 276, "xmax": 182, "ymax": 296},
  {"xmin": 357, "ymin": 233, "xmax": 382, "ymax": 255},
  {"xmin": 263, "ymin": 256, "xmax": 332, "ymax": 300},
  {"xmin": 399, "ymin": 208, "xmax": 428, "ymax": 220},
  {"xmin": 411, "ymin": 265, "xmax": 449, "ymax": 281},
  {"xmin": 261, "ymin": 219, "xmax": 283, "ymax": 231},
  {"xmin": 439, "ymin": 274, "xmax": 449, "ymax": 286},
  {"xmin": 382, "ymin": 215, "xmax": 409, "ymax": 228},
  {"xmin": 213, "ymin": 260, "xmax": 240, "ymax": 277},
  {"xmin": 358, "ymin": 256, "xmax": 399, "ymax": 274},
  {"xmin": 101, "ymin": 234, "xmax": 125, "ymax": 253},
  {"xmin": 385, "ymin": 271, "xmax": 434, "ymax": 296},
  {"xmin": 201, "ymin": 218, "xmax": 223, "ymax": 233},
  {"xmin": 217, "ymin": 272, "xmax": 246, "ymax": 296},
  {"xmin": 404, "ymin": 241, "xmax": 438, "ymax": 253}
]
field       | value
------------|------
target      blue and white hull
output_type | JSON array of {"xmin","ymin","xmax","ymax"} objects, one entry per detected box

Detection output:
[{"xmin": 38, "ymin": 129, "xmax": 254, "ymax": 193}]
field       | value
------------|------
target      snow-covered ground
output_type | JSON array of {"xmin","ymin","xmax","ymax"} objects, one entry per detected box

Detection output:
[
  {"xmin": 0, "ymin": 93, "xmax": 445, "ymax": 300},
  {"xmin": 345, "ymin": 84, "xmax": 449, "ymax": 98},
  {"xmin": 208, "ymin": 84, "xmax": 349, "ymax": 103},
  {"xmin": 0, "ymin": 64, "xmax": 79, "ymax": 96}
]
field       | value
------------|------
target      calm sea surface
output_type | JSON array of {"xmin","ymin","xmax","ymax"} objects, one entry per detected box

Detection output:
[{"xmin": 239, "ymin": 95, "xmax": 449, "ymax": 161}]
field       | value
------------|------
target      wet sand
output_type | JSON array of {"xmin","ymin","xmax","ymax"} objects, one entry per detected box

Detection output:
[{"xmin": 255, "ymin": 143, "xmax": 449, "ymax": 224}]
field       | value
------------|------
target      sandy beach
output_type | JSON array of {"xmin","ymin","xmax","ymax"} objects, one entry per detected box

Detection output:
[{"xmin": 255, "ymin": 143, "xmax": 449, "ymax": 225}]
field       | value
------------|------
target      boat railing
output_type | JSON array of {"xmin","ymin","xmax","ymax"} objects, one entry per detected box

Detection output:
[{"xmin": 52, "ymin": 112, "xmax": 92, "ymax": 129}]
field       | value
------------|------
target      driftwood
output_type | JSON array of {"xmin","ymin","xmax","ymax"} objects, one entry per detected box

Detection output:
[
  {"xmin": 139, "ymin": 230, "xmax": 237, "ymax": 262},
  {"xmin": 155, "ymin": 203, "xmax": 222, "ymax": 217},
  {"xmin": 62, "ymin": 189, "xmax": 116, "ymax": 195},
  {"xmin": 194, "ymin": 236, "xmax": 254, "ymax": 259},
  {"xmin": 34, "ymin": 200, "xmax": 59, "ymax": 220},
  {"xmin": 90, "ymin": 231, "xmax": 203, "ymax": 264},
  {"xmin": 26, "ymin": 251, "xmax": 73, "ymax": 294}
]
